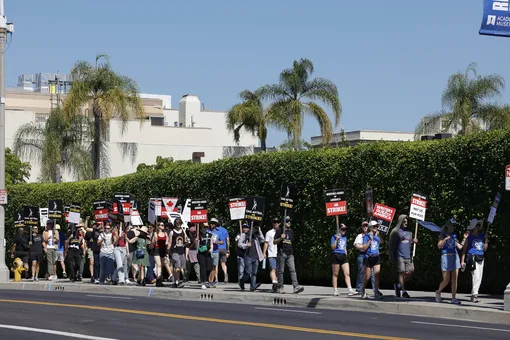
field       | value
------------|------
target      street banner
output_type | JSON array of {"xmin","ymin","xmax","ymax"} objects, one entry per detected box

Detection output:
[
  {"xmin": 23, "ymin": 206, "xmax": 39, "ymax": 227},
  {"xmin": 161, "ymin": 197, "xmax": 179, "ymax": 218},
  {"xmin": 244, "ymin": 196, "xmax": 266, "ymax": 221},
  {"xmin": 229, "ymin": 197, "xmax": 247, "ymax": 221},
  {"xmin": 488, "ymin": 192, "xmax": 502, "ymax": 224},
  {"xmin": 148, "ymin": 200, "xmax": 157, "ymax": 224},
  {"xmin": 324, "ymin": 189, "xmax": 347, "ymax": 217},
  {"xmin": 190, "ymin": 199, "xmax": 208, "ymax": 223},
  {"xmin": 480, "ymin": 0, "xmax": 510, "ymax": 38},
  {"xmin": 372, "ymin": 203, "xmax": 396, "ymax": 234},
  {"xmin": 365, "ymin": 188, "xmax": 374, "ymax": 217},
  {"xmin": 409, "ymin": 193, "xmax": 427, "ymax": 221},
  {"xmin": 39, "ymin": 208, "xmax": 49, "ymax": 227},
  {"xmin": 48, "ymin": 200, "xmax": 63, "ymax": 220},
  {"xmin": 130, "ymin": 208, "xmax": 143, "ymax": 226},
  {"xmin": 69, "ymin": 203, "xmax": 81, "ymax": 224},
  {"xmin": 149, "ymin": 198, "xmax": 163, "ymax": 217},
  {"xmin": 64, "ymin": 205, "xmax": 70, "ymax": 223},
  {"xmin": 14, "ymin": 211, "xmax": 25, "ymax": 228},
  {"xmin": 93, "ymin": 200, "xmax": 109, "ymax": 222}
]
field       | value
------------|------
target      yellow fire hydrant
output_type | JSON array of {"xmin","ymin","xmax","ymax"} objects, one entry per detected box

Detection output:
[{"xmin": 11, "ymin": 258, "xmax": 26, "ymax": 282}]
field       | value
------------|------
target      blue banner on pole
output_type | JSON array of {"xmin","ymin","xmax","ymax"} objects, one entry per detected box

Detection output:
[{"xmin": 480, "ymin": 0, "xmax": 510, "ymax": 37}]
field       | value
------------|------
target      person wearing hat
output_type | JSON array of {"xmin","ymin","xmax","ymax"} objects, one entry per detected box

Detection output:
[
  {"xmin": 263, "ymin": 218, "xmax": 281, "ymax": 293},
  {"xmin": 237, "ymin": 221, "xmax": 265, "ymax": 292},
  {"xmin": 353, "ymin": 221, "xmax": 375, "ymax": 294},
  {"xmin": 435, "ymin": 219, "xmax": 467, "ymax": 305},
  {"xmin": 461, "ymin": 218, "xmax": 489, "ymax": 303},
  {"xmin": 389, "ymin": 214, "xmax": 417, "ymax": 299},
  {"xmin": 274, "ymin": 216, "xmax": 304, "ymax": 294},
  {"xmin": 55, "ymin": 224, "xmax": 67, "ymax": 279},
  {"xmin": 130, "ymin": 225, "xmax": 150, "ymax": 286},
  {"xmin": 43, "ymin": 219, "xmax": 60, "ymax": 281},
  {"xmin": 359, "ymin": 220, "xmax": 383, "ymax": 299},
  {"xmin": 206, "ymin": 217, "xmax": 226, "ymax": 286},
  {"xmin": 331, "ymin": 223, "xmax": 356, "ymax": 296},
  {"xmin": 235, "ymin": 222, "xmax": 250, "ymax": 283}
]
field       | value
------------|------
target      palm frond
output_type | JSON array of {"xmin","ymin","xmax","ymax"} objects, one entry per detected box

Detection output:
[
  {"xmin": 12, "ymin": 123, "xmax": 45, "ymax": 161},
  {"xmin": 414, "ymin": 112, "xmax": 450, "ymax": 139},
  {"xmin": 304, "ymin": 101, "xmax": 333, "ymax": 145},
  {"xmin": 302, "ymin": 77, "xmax": 342, "ymax": 126}
]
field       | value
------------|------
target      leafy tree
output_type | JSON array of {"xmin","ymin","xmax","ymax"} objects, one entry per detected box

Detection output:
[
  {"xmin": 5, "ymin": 148, "xmax": 31, "ymax": 185},
  {"xmin": 258, "ymin": 58, "xmax": 342, "ymax": 149},
  {"xmin": 64, "ymin": 54, "xmax": 145, "ymax": 179},
  {"xmin": 136, "ymin": 156, "xmax": 192, "ymax": 172},
  {"xmin": 415, "ymin": 63, "xmax": 507, "ymax": 138},
  {"xmin": 13, "ymin": 107, "xmax": 92, "ymax": 183},
  {"xmin": 279, "ymin": 139, "xmax": 313, "ymax": 151}
]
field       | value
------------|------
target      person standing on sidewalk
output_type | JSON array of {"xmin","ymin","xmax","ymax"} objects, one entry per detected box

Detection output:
[
  {"xmin": 55, "ymin": 224, "xmax": 67, "ymax": 279},
  {"xmin": 85, "ymin": 221, "xmax": 101, "ymax": 283},
  {"xmin": 11, "ymin": 227, "xmax": 30, "ymax": 279},
  {"xmin": 29, "ymin": 226, "xmax": 44, "ymax": 281},
  {"xmin": 354, "ymin": 221, "xmax": 375, "ymax": 294},
  {"xmin": 263, "ymin": 218, "xmax": 280, "ymax": 292},
  {"xmin": 186, "ymin": 223, "xmax": 201, "ymax": 283},
  {"xmin": 435, "ymin": 219, "xmax": 466, "ymax": 305},
  {"xmin": 235, "ymin": 223, "xmax": 249, "ymax": 283},
  {"xmin": 65, "ymin": 228, "xmax": 83, "ymax": 282},
  {"xmin": 207, "ymin": 218, "xmax": 222, "ymax": 286},
  {"xmin": 112, "ymin": 223, "xmax": 128, "ymax": 285},
  {"xmin": 43, "ymin": 220, "xmax": 59, "ymax": 281},
  {"xmin": 274, "ymin": 217, "xmax": 304, "ymax": 294},
  {"xmin": 98, "ymin": 223, "xmax": 117, "ymax": 285},
  {"xmin": 461, "ymin": 218, "xmax": 488, "ymax": 303},
  {"xmin": 238, "ymin": 223, "xmax": 265, "ymax": 292},
  {"xmin": 389, "ymin": 214, "xmax": 417, "ymax": 299},
  {"xmin": 360, "ymin": 220, "xmax": 383, "ymax": 300},
  {"xmin": 216, "ymin": 219, "xmax": 230, "ymax": 284},
  {"xmin": 168, "ymin": 220, "xmax": 187, "ymax": 288},
  {"xmin": 197, "ymin": 222, "xmax": 214, "ymax": 290},
  {"xmin": 331, "ymin": 224, "xmax": 356, "ymax": 296}
]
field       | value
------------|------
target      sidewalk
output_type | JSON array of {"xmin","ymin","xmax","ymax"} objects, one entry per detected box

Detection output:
[{"xmin": 0, "ymin": 279, "xmax": 508, "ymax": 325}]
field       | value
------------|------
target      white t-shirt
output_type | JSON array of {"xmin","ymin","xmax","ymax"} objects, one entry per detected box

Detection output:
[
  {"xmin": 98, "ymin": 233, "xmax": 114, "ymax": 254},
  {"xmin": 354, "ymin": 233, "xmax": 363, "ymax": 247},
  {"xmin": 265, "ymin": 229, "xmax": 278, "ymax": 258},
  {"xmin": 46, "ymin": 230, "xmax": 56, "ymax": 249}
]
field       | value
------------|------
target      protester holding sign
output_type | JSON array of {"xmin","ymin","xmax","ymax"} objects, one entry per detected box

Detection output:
[
  {"xmin": 29, "ymin": 226, "xmax": 44, "ymax": 281},
  {"xmin": 65, "ymin": 228, "xmax": 84, "ymax": 282},
  {"xmin": 389, "ymin": 215, "xmax": 418, "ymax": 299},
  {"xmin": 274, "ymin": 217, "xmax": 304, "ymax": 294},
  {"xmin": 461, "ymin": 219, "xmax": 489, "ymax": 303},
  {"xmin": 435, "ymin": 219, "xmax": 465, "ymax": 305},
  {"xmin": 360, "ymin": 220, "xmax": 383, "ymax": 299},
  {"xmin": 238, "ymin": 223, "xmax": 265, "ymax": 292},
  {"xmin": 197, "ymin": 223, "xmax": 214, "ymax": 290},
  {"xmin": 331, "ymin": 224, "xmax": 356, "ymax": 296},
  {"xmin": 235, "ymin": 223, "xmax": 250, "ymax": 283},
  {"xmin": 263, "ymin": 218, "xmax": 280, "ymax": 293},
  {"xmin": 354, "ymin": 221, "xmax": 375, "ymax": 294},
  {"xmin": 97, "ymin": 222, "xmax": 117, "ymax": 285}
]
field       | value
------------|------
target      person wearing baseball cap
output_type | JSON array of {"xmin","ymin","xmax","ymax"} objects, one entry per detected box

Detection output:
[
  {"xmin": 461, "ymin": 218, "xmax": 488, "ymax": 303},
  {"xmin": 274, "ymin": 216, "xmax": 304, "ymax": 294},
  {"xmin": 263, "ymin": 218, "xmax": 281, "ymax": 292},
  {"xmin": 353, "ymin": 221, "xmax": 375, "ymax": 294},
  {"xmin": 235, "ymin": 222, "xmax": 250, "ymax": 283},
  {"xmin": 331, "ymin": 223, "xmax": 356, "ymax": 296},
  {"xmin": 359, "ymin": 219, "xmax": 383, "ymax": 299}
]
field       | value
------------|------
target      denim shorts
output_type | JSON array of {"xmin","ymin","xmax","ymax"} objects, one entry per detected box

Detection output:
[
  {"xmin": 441, "ymin": 253, "xmax": 460, "ymax": 272},
  {"xmin": 211, "ymin": 252, "xmax": 219, "ymax": 266},
  {"xmin": 268, "ymin": 257, "xmax": 277, "ymax": 270}
]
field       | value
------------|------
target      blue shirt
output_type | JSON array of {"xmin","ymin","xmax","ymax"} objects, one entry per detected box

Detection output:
[
  {"xmin": 397, "ymin": 228, "xmax": 412, "ymax": 259},
  {"xmin": 331, "ymin": 235, "xmax": 347, "ymax": 254},
  {"xmin": 467, "ymin": 233, "xmax": 486, "ymax": 256},
  {"xmin": 58, "ymin": 232, "xmax": 66, "ymax": 252},
  {"xmin": 441, "ymin": 233, "xmax": 457, "ymax": 255},
  {"xmin": 363, "ymin": 234, "xmax": 380, "ymax": 257},
  {"xmin": 215, "ymin": 226, "xmax": 229, "ymax": 251}
]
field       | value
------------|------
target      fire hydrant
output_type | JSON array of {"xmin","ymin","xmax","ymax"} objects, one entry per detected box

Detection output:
[{"xmin": 11, "ymin": 258, "xmax": 26, "ymax": 282}]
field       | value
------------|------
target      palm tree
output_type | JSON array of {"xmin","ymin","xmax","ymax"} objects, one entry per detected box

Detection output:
[
  {"xmin": 258, "ymin": 58, "xmax": 342, "ymax": 149},
  {"xmin": 415, "ymin": 63, "xmax": 506, "ymax": 138},
  {"xmin": 226, "ymin": 90, "xmax": 269, "ymax": 151},
  {"xmin": 64, "ymin": 54, "xmax": 145, "ymax": 179},
  {"xmin": 13, "ymin": 107, "xmax": 93, "ymax": 183}
]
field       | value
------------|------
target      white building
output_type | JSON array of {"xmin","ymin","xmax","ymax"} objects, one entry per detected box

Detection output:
[
  {"xmin": 311, "ymin": 130, "xmax": 415, "ymax": 147},
  {"xmin": 5, "ymin": 89, "xmax": 258, "ymax": 182}
]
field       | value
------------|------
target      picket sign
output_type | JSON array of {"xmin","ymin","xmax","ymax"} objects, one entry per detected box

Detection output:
[
  {"xmin": 372, "ymin": 203, "xmax": 396, "ymax": 234},
  {"xmin": 409, "ymin": 193, "xmax": 427, "ymax": 258}
]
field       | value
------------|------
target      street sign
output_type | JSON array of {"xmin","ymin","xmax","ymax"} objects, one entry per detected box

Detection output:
[
  {"xmin": 506, "ymin": 165, "xmax": 510, "ymax": 191},
  {"xmin": 0, "ymin": 189, "xmax": 7, "ymax": 204}
]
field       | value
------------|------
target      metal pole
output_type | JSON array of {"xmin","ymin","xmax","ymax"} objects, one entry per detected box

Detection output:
[{"xmin": 0, "ymin": 0, "xmax": 9, "ymax": 281}]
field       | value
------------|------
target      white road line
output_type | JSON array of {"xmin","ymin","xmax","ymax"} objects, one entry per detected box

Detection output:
[
  {"xmin": 411, "ymin": 321, "xmax": 510, "ymax": 333},
  {"xmin": 86, "ymin": 295, "xmax": 132, "ymax": 300},
  {"xmin": 254, "ymin": 307, "xmax": 322, "ymax": 315},
  {"xmin": 0, "ymin": 324, "xmax": 119, "ymax": 340}
]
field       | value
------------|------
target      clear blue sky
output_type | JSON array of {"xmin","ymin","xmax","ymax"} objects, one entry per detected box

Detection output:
[{"xmin": 5, "ymin": 1, "xmax": 510, "ymax": 147}]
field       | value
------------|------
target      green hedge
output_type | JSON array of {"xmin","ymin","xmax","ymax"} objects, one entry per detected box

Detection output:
[{"xmin": 5, "ymin": 131, "xmax": 510, "ymax": 293}]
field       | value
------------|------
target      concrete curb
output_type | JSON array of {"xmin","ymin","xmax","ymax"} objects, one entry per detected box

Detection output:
[{"xmin": 1, "ymin": 282, "xmax": 509, "ymax": 325}]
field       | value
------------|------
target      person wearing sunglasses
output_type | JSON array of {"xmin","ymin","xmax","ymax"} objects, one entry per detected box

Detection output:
[
  {"xmin": 98, "ymin": 223, "xmax": 117, "ymax": 285},
  {"xmin": 461, "ymin": 218, "xmax": 489, "ymax": 303},
  {"xmin": 353, "ymin": 221, "xmax": 375, "ymax": 294},
  {"xmin": 360, "ymin": 220, "xmax": 383, "ymax": 299}
]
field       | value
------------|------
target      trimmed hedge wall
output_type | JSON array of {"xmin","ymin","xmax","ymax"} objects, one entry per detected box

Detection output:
[{"xmin": 5, "ymin": 131, "xmax": 510, "ymax": 293}]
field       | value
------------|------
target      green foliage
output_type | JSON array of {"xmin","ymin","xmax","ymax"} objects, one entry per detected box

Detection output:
[
  {"xmin": 5, "ymin": 131, "xmax": 510, "ymax": 293},
  {"xmin": 5, "ymin": 148, "xmax": 31, "ymax": 185},
  {"xmin": 136, "ymin": 156, "xmax": 192, "ymax": 172}
]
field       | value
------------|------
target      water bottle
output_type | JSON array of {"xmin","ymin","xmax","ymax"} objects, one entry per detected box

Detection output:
[{"xmin": 262, "ymin": 259, "xmax": 266, "ymax": 270}]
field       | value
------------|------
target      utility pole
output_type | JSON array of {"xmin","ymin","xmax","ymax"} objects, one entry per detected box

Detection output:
[{"xmin": 0, "ymin": 0, "xmax": 14, "ymax": 282}]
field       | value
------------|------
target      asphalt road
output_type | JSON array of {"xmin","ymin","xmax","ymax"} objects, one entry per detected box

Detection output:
[{"xmin": 0, "ymin": 290, "xmax": 508, "ymax": 340}]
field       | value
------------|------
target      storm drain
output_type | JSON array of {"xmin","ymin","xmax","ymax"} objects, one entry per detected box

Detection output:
[
  {"xmin": 200, "ymin": 294, "xmax": 214, "ymax": 300},
  {"xmin": 273, "ymin": 298, "xmax": 286, "ymax": 305}
]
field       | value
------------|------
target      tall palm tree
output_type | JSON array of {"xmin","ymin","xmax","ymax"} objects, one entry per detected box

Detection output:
[
  {"xmin": 226, "ymin": 90, "xmax": 269, "ymax": 151},
  {"xmin": 13, "ymin": 107, "xmax": 93, "ymax": 183},
  {"xmin": 415, "ymin": 63, "xmax": 506, "ymax": 138},
  {"xmin": 258, "ymin": 58, "xmax": 342, "ymax": 149},
  {"xmin": 64, "ymin": 54, "xmax": 145, "ymax": 179}
]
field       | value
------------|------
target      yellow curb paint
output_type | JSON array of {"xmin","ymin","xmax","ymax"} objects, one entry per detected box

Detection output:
[{"xmin": 0, "ymin": 299, "xmax": 415, "ymax": 340}]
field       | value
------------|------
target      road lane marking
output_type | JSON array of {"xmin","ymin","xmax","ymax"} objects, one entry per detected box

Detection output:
[
  {"xmin": 0, "ymin": 299, "xmax": 414, "ymax": 340},
  {"xmin": 255, "ymin": 307, "xmax": 322, "ymax": 314},
  {"xmin": 86, "ymin": 295, "xmax": 133, "ymax": 300},
  {"xmin": 411, "ymin": 321, "xmax": 510, "ymax": 333},
  {"xmin": 0, "ymin": 324, "xmax": 119, "ymax": 340}
]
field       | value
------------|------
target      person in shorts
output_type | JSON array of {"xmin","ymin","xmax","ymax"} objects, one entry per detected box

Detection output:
[
  {"xmin": 207, "ymin": 218, "xmax": 221, "ymax": 286},
  {"xmin": 55, "ymin": 224, "xmax": 67, "ymax": 279},
  {"xmin": 29, "ymin": 226, "xmax": 44, "ymax": 281},
  {"xmin": 215, "ymin": 219, "xmax": 230, "ymax": 284},
  {"xmin": 168, "ymin": 221, "xmax": 187, "ymax": 288},
  {"xmin": 263, "ymin": 218, "xmax": 280, "ymax": 292},
  {"xmin": 389, "ymin": 214, "xmax": 417, "ymax": 299},
  {"xmin": 11, "ymin": 227, "xmax": 30, "ymax": 278},
  {"xmin": 331, "ymin": 224, "xmax": 356, "ymax": 296},
  {"xmin": 360, "ymin": 220, "xmax": 383, "ymax": 300}
]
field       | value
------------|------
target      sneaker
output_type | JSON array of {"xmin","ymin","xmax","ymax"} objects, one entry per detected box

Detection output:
[
  {"xmin": 348, "ymin": 289, "xmax": 356, "ymax": 296},
  {"xmin": 62, "ymin": 272, "xmax": 68, "ymax": 279},
  {"xmin": 471, "ymin": 295, "xmax": 480, "ymax": 303},
  {"xmin": 272, "ymin": 283, "xmax": 278, "ymax": 293},
  {"xmin": 90, "ymin": 278, "xmax": 95, "ymax": 283},
  {"xmin": 451, "ymin": 298, "xmax": 461, "ymax": 305},
  {"xmin": 375, "ymin": 291, "xmax": 384, "ymax": 300},
  {"xmin": 435, "ymin": 291, "xmax": 442, "ymax": 303},
  {"xmin": 177, "ymin": 281, "xmax": 185, "ymax": 288},
  {"xmin": 239, "ymin": 282, "xmax": 245, "ymax": 291},
  {"xmin": 293, "ymin": 286, "xmax": 304, "ymax": 294},
  {"xmin": 125, "ymin": 279, "xmax": 131, "ymax": 284},
  {"xmin": 224, "ymin": 274, "xmax": 229, "ymax": 284},
  {"xmin": 361, "ymin": 290, "xmax": 368, "ymax": 299},
  {"xmin": 402, "ymin": 291, "xmax": 410, "ymax": 299},
  {"xmin": 35, "ymin": 277, "xmax": 39, "ymax": 282},
  {"xmin": 94, "ymin": 279, "xmax": 100, "ymax": 284},
  {"xmin": 201, "ymin": 284, "xmax": 207, "ymax": 290},
  {"xmin": 333, "ymin": 289, "xmax": 339, "ymax": 296},
  {"xmin": 394, "ymin": 283, "xmax": 401, "ymax": 298},
  {"xmin": 351, "ymin": 289, "xmax": 360, "ymax": 296}
]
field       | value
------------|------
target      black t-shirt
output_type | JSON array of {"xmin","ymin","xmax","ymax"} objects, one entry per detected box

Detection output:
[
  {"xmin": 187, "ymin": 230, "xmax": 197, "ymax": 250},
  {"xmin": 69, "ymin": 235, "xmax": 82, "ymax": 252},
  {"xmin": 85, "ymin": 229, "xmax": 101, "ymax": 253},
  {"xmin": 171, "ymin": 229, "xmax": 186, "ymax": 255},
  {"xmin": 30, "ymin": 234, "xmax": 43, "ymax": 254},
  {"xmin": 126, "ymin": 230, "xmax": 137, "ymax": 253},
  {"xmin": 275, "ymin": 228, "xmax": 294, "ymax": 256},
  {"xmin": 14, "ymin": 235, "xmax": 30, "ymax": 252},
  {"xmin": 198, "ymin": 230, "xmax": 213, "ymax": 252}
]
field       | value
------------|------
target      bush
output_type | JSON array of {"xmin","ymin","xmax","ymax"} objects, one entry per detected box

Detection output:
[{"xmin": 5, "ymin": 131, "xmax": 510, "ymax": 293}]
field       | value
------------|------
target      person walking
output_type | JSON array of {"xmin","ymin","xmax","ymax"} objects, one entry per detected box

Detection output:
[
  {"xmin": 85, "ymin": 221, "xmax": 101, "ymax": 283},
  {"xmin": 197, "ymin": 223, "xmax": 214, "ymax": 290},
  {"xmin": 435, "ymin": 219, "xmax": 466, "ymax": 305},
  {"xmin": 185, "ymin": 223, "xmax": 201, "ymax": 283},
  {"xmin": 98, "ymin": 223, "xmax": 117, "ymax": 285},
  {"xmin": 389, "ymin": 214, "xmax": 418, "ymax": 299},
  {"xmin": 215, "ymin": 219, "xmax": 230, "ymax": 284},
  {"xmin": 461, "ymin": 218, "xmax": 489, "ymax": 303},
  {"xmin": 168, "ymin": 220, "xmax": 187, "ymax": 288},
  {"xmin": 353, "ymin": 221, "xmax": 375, "ymax": 294},
  {"xmin": 274, "ymin": 217, "xmax": 304, "ymax": 294},
  {"xmin": 55, "ymin": 224, "xmax": 67, "ymax": 279},
  {"xmin": 43, "ymin": 220, "xmax": 59, "ymax": 281},
  {"xmin": 65, "ymin": 228, "xmax": 83, "ymax": 282},
  {"xmin": 29, "ymin": 226, "xmax": 44, "ymax": 281},
  {"xmin": 207, "ymin": 218, "xmax": 221, "ymax": 287},
  {"xmin": 263, "ymin": 218, "xmax": 280, "ymax": 293},
  {"xmin": 132, "ymin": 226, "xmax": 150, "ymax": 286},
  {"xmin": 331, "ymin": 224, "xmax": 356, "ymax": 296},
  {"xmin": 238, "ymin": 224, "xmax": 265, "ymax": 292},
  {"xmin": 153, "ymin": 222, "xmax": 169, "ymax": 287},
  {"xmin": 235, "ymin": 223, "xmax": 249, "ymax": 283},
  {"xmin": 112, "ymin": 223, "xmax": 128, "ymax": 285},
  {"xmin": 360, "ymin": 220, "xmax": 383, "ymax": 300}
]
